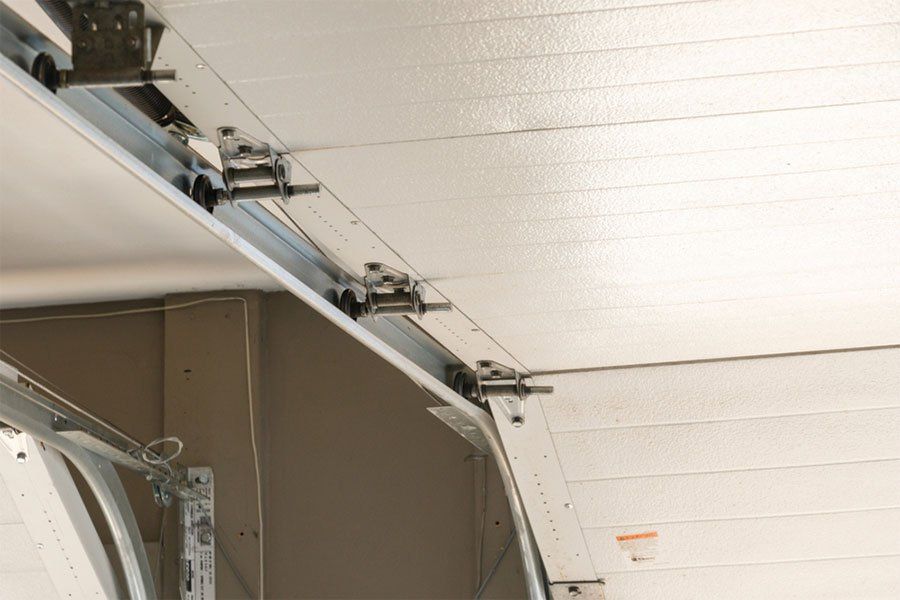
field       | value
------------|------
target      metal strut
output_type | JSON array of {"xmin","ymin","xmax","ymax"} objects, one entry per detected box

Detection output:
[
  {"xmin": 339, "ymin": 262, "xmax": 452, "ymax": 321},
  {"xmin": 191, "ymin": 127, "xmax": 320, "ymax": 211},
  {"xmin": 454, "ymin": 361, "xmax": 553, "ymax": 428},
  {"xmin": 31, "ymin": 1, "xmax": 175, "ymax": 91}
]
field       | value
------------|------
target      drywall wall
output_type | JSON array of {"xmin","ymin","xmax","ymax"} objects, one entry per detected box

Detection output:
[{"xmin": 0, "ymin": 292, "xmax": 524, "ymax": 598}]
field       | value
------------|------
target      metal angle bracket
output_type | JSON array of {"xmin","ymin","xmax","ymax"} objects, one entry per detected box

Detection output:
[
  {"xmin": 549, "ymin": 581, "xmax": 606, "ymax": 600},
  {"xmin": 453, "ymin": 361, "xmax": 553, "ymax": 428},
  {"xmin": 339, "ymin": 262, "xmax": 452, "ymax": 321},
  {"xmin": 180, "ymin": 467, "xmax": 215, "ymax": 600},
  {"xmin": 191, "ymin": 127, "xmax": 319, "ymax": 211},
  {"xmin": 31, "ymin": 1, "xmax": 176, "ymax": 91}
]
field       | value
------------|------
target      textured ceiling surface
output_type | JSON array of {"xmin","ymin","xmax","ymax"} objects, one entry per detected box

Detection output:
[{"xmin": 149, "ymin": 0, "xmax": 900, "ymax": 371}]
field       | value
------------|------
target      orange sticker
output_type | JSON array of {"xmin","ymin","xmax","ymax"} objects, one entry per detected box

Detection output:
[{"xmin": 615, "ymin": 530, "xmax": 658, "ymax": 563}]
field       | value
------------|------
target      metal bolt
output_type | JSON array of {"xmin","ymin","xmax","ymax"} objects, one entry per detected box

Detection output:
[
  {"xmin": 195, "ymin": 473, "xmax": 210, "ymax": 485},
  {"xmin": 568, "ymin": 586, "xmax": 582, "ymax": 597},
  {"xmin": 15, "ymin": 452, "xmax": 27, "ymax": 464},
  {"xmin": 2, "ymin": 428, "xmax": 15, "ymax": 438},
  {"xmin": 36, "ymin": 543, "xmax": 44, "ymax": 550},
  {"xmin": 511, "ymin": 416, "xmax": 524, "ymax": 428},
  {"xmin": 564, "ymin": 502, "xmax": 574, "ymax": 509},
  {"xmin": 199, "ymin": 530, "xmax": 213, "ymax": 544}
]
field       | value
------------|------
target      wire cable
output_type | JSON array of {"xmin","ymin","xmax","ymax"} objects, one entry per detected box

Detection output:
[
  {"xmin": 1, "ymin": 296, "xmax": 265, "ymax": 597},
  {"xmin": 474, "ymin": 528, "xmax": 516, "ymax": 600}
]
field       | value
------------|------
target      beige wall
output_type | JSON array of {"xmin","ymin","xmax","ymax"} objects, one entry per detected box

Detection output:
[{"xmin": 0, "ymin": 292, "xmax": 525, "ymax": 599}]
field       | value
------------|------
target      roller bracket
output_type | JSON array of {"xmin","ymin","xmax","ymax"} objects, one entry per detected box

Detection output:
[
  {"xmin": 453, "ymin": 361, "xmax": 553, "ymax": 427},
  {"xmin": 339, "ymin": 262, "xmax": 452, "ymax": 321}
]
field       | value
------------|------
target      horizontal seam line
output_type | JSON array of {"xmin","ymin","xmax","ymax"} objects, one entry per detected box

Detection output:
[
  {"xmin": 548, "ymin": 405, "xmax": 900, "ymax": 434},
  {"xmin": 582, "ymin": 505, "xmax": 900, "ymax": 529},
  {"xmin": 293, "ymin": 99, "xmax": 900, "ymax": 151},
  {"xmin": 229, "ymin": 22, "xmax": 900, "ymax": 84},
  {"xmin": 257, "ymin": 60, "xmax": 900, "ymax": 117},
  {"xmin": 563, "ymin": 458, "xmax": 900, "ymax": 483},
  {"xmin": 596, "ymin": 552, "xmax": 900, "ymax": 574}
]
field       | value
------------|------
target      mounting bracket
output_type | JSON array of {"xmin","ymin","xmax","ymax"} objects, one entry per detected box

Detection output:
[
  {"xmin": 454, "ymin": 361, "xmax": 553, "ymax": 427},
  {"xmin": 339, "ymin": 262, "xmax": 452, "ymax": 321},
  {"xmin": 181, "ymin": 467, "xmax": 215, "ymax": 600},
  {"xmin": 31, "ymin": 1, "xmax": 175, "ymax": 91},
  {"xmin": 191, "ymin": 127, "xmax": 319, "ymax": 211}
]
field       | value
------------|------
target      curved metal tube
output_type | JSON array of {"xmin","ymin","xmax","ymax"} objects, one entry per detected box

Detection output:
[
  {"xmin": 0, "ymin": 381, "xmax": 156, "ymax": 600},
  {"xmin": 5, "ymin": 60, "xmax": 546, "ymax": 599}
]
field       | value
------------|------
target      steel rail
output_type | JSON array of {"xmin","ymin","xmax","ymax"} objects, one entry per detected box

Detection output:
[{"xmin": 0, "ymin": 53, "xmax": 546, "ymax": 599}]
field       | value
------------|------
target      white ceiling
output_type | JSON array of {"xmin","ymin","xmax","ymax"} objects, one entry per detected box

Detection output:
[
  {"xmin": 148, "ymin": 0, "xmax": 900, "ymax": 371},
  {"xmin": 0, "ymin": 62, "xmax": 276, "ymax": 308}
]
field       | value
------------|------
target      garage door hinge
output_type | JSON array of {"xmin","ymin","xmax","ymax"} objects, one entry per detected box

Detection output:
[
  {"xmin": 191, "ymin": 127, "xmax": 320, "ymax": 211},
  {"xmin": 453, "ymin": 361, "xmax": 553, "ymax": 428},
  {"xmin": 339, "ymin": 262, "xmax": 452, "ymax": 321},
  {"xmin": 31, "ymin": 1, "xmax": 175, "ymax": 91}
]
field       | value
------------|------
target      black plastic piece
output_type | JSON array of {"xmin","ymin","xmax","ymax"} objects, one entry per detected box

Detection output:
[
  {"xmin": 339, "ymin": 289, "xmax": 365, "ymax": 321},
  {"xmin": 30, "ymin": 52, "xmax": 60, "ymax": 93},
  {"xmin": 191, "ymin": 174, "xmax": 216, "ymax": 213}
]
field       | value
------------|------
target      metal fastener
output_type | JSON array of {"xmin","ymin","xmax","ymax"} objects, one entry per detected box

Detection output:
[
  {"xmin": 568, "ymin": 586, "xmax": 582, "ymax": 597},
  {"xmin": 15, "ymin": 452, "xmax": 27, "ymax": 463}
]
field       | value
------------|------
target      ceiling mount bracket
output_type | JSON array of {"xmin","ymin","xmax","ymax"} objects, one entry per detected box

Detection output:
[
  {"xmin": 31, "ymin": 1, "xmax": 175, "ymax": 92},
  {"xmin": 453, "ymin": 361, "xmax": 553, "ymax": 428},
  {"xmin": 190, "ymin": 127, "xmax": 319, "ymax": 212},
  {"xmin": 339, "ymin": 262, "xmax": 452, "ymax": 321}
]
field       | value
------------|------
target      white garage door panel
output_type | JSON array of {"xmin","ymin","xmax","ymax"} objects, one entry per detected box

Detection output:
[
  {"xmin": 151, "ymin": 0, "xmax": 689, "ymax": 48},
  {"xmin": 0, "ymin": 523, "xmax": 45, "ymax": 572},
  {"xmin": 268, "ymin": 63, "xmax": 900, "ymax": 148},
  {"xmin": 173, "ymin": 0, "xmax": 897, "ymax": 89},
  {"xmin": 369, "ymin": 192, "xmax": 900, "ymax": 255},
  {"xmin": 404, "ymin": 219, "xmax": 900, "ymax": 278},
  {"xmin": 555, "ymin": 408, "xmax": 900, "ymax": 481},
  {"xmin": 436, "ymin": 263, "xmax": 900, "ymax": 323},
  {"xmin": 541, "ymin": 349, "xmax": 900, "ymax": 430},
  {"xmin": 0, "ymin": 573, "xmax": 59, "ymax": 600},
  {"xmin": 570, "ymin": 460, "xmax": 900, "ymax": 527},
  {"xmin": 586, "ymin": 508, "xmax": 900, "ymax": 571},
  {"xmin": 301, "ymin": 102, "xmax": 900, "ymax": 194},
  {"xmin": 601, "ymin": 556, "xmax": 900, "ymax": 600},
  {"xmin": 235, "ymin": 24, "xmax": 899, "ymax": 116}
]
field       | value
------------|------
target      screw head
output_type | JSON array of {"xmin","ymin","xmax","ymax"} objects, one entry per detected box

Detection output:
[
  {"xmin": 511, "ymin": 416, "xmax": 524, "ymax": 428},
  {"xmin": 195, "ymin": 473, "xmax": 210, "ymax": 485},
  {"xmin": 36, "ymin": 543, "xmax": 44, "ymax": 550},
  {"xmin": 15, "ymin": 452, "xmax": 27, "ymax": 464},
  {"xmin": 568, "ymin": 586, "xmax": 582, "ymax": 597},
  {"xmin": 564, "ymin": 502, "xmax": 574, "ymax": 509}
]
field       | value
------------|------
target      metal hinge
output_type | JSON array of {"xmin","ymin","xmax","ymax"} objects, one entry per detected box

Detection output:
[
  {"xmin": 191, "ymin": 128, "xmax": 320, "ymax": 211},
  {"xmin": 31, "ymin": 1, "xmax": 175, "ymax": 91},
  {"xmin": 339, "ymin": 263, "xmax": 452, "ymax": 321},
  {"xmin": 453, "ymin": 361, "xmax": 553, "ymax": 427}
]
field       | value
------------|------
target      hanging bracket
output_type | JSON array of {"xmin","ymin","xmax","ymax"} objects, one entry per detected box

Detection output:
[
  {"xmin": 339, "ymin": 262, "xmax": 452, "ymax": 321},
  {"xmin": 454, "ymin": 361, "xmax": 553, "ymax": 428}
]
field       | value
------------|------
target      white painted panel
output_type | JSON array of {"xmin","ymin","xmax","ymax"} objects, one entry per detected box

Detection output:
[
  {"xmin": 0, "ymin": 523, "xmax": 45, "ymax": 572},
  {"xmin": 570, "ymin": 460, "xmax": 900, "ymax": 527},
  {"xmin": 0, "ymin": 572, "xmax": 59, "ymax": 600},
  {"xmin": 0, "ymin": 61, "xmax": 276, "ymax": 308},
  {"xmin": 541, "ymin": 349, "xmax": 900, "ymax": 431},
  {"xmin": 266, "ymin": 63, "xmax": 900, "ymax": 147},
  {"xmin": 299, "ymin": 102, "xmax": 900, "ymax": 193},
  {"xmin": 175, "ymin": 0, "xmax": 899, "ymax": 82},
  {"xmin": 554, "ymin": 408, "xmax": 900, "ymax": 481},
  {"xmin": 601, "ymin": 556, "xmax": 900, "ymax": 600},
  {"xmin": 236, "ymin": 24, "xmax": 900, "ymax": 115},
  {"xmin": 585, "ymin": 508, "xmax": 900, "ymax": 571}
]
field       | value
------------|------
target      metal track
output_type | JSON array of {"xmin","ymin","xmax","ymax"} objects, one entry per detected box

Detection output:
[{"xmin": 0, "ymin": 8, "xmax": 545, "ymax": 598}]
